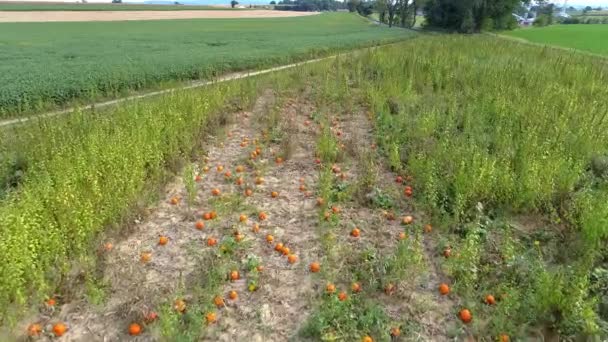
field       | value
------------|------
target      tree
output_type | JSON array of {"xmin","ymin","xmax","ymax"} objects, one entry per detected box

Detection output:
[
  {"xmin": 270, "ymin": 0, "xmax": 276, "ymax": 4},
  {"xmin": 347, "ymin": 0, "xmax": 360, "ymax": 12},
  {"xmin": 231, "ymin": 0, "xmax": 238, "ymax": 7},
  {"xmin": 424, "ymin": 0, "xmax": 525, "ymax": 33},
  {"xmin": 583, "ymin": 6, "xmax": 593, "ymax": 13},
  {"xmin": 356, "ymin": 1, "xmax": 373, "ymax": 16}
]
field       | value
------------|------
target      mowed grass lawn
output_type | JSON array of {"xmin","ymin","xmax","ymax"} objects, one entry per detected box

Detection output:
[
  {"xmin": 0, "ymin": 13, "xmax": 413, "ymax": 117},
  {"xmin": 504, "ymin": 24, "xmax": 608, "ymax": 56}
]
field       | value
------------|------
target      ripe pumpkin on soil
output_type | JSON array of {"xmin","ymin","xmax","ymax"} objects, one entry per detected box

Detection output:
[
  {"xmin": 251, "ymin": 223, "xmax": 260, "ymax": 233},
  {"xmin": 46, "ymin": 298, "xmax": 56, "ymax": 306},
  {"xmin": 210, "ymin": 211, "xmax": 217, "ymax": 219},
  {"xmin": 170, "ymin": 197, "xmax": 179, "ymax": 205},
  {"xmin": 236, "ymin": 165, "xmax": 245, "ymax": 173},
  {"xmin": 195, "ymin": 174, "xmax": 202, "ymax": 182},
  {"xmin": 424, "ymin": 224, "xmax": 433, "ymax": 233},
  {"xmin": 195, "ymin": 221, "xmax": 205, "ymax": 230},
  {"xmin": 331, "ymin": 206, "xmax": 340, "ymax": 214},
  {"xmin": 52, "ymin": 323, "xmax": 68, "ymax": 337},
  {"xmin": 214, "ymin": 296, "xmax": 225, "ymax": 307},
  {"xmin": 211, "ymin": 188, "xmax": 221, "ymax": 196},
  {"xmin": 299, "ymin": 184, "xmax": 307, "ymax": 192},
  {"xmin": 256, "ymin": 265, "xmax": 264, "ymax": 272},
  {"xmin": 271, "ymin": 191, "xmax": 279, "ymax": 198},
  {"xmin": 228, "ymin": 291, "xmax": 238, "ymax": 300},
  {"xmin": 103, "ymin": 242, "xmax": 113, "ymax": 251},
  {"xmin": 255, "ymin": 177, "xmax": 264, "ymax": 185},
  {"xmin": 275, "ymin": 157, "xmax": 284, "ymax": 164},
  {"xmin": 216, "ymin": 165, "xmax": 224, "ymax": 172},
  {"xmin": 174, "ymin": 299, "xmax": 186, "ymax": 313},
  {"xmin": 390, "ymin": 327, "xmax": 401, "ymax": 337},
  {"xmin": 287, "ymin": 254, "xmax": 298, "ymax": 264},
  {"xmin": 362, "ymin": 336, "xmax": 373, "ymax": 342},
  {"xmin": 235, "ymin": 177, "xmax": 244, "ymax": 185},
  {"xmin": 259, "ymin": 212, "xmax": 268, "ymax": 220},
  {"xmin": 351, "ymin": 228, "xmax": 360, "ymax": 238},
  {"xmin": 439, "ymin": 283, "xmax": 450, "ymax": 295},
  {"xmin": 316, "ymin": 197, "xmax": 325, "ymax": 206},
  {"xmin": 224, "ymin": 171, "xmax": 232, "ymax": 178},
  {"xmin": 230, "ymin": 270, "xmax": 240, "ymax": 281},
  {"xmin": 281, "ymin": 246, "xmax": 291, "ymax": 256},
  {"xmin": 275, "ymin": 243, "xmax": 284, "ymax": 252},
  {"xmin": 323, "ymin": 211, "xmax": 331, "ymax": 220},
  {"xmin": 402, "ymin": 216, "xmax": 413, "ymax": 225},
  {"xmin": 203, "ymin": 166, "xmax": 210, "ymax": 173},
  {"xmin": 245, "ymin": 188, "xmax": 253, "ymax": 197},
  {"xmin": 398, "ymin": 232, "xmax": 407, "ymax": 240},
  {"xmin": 205, "ymin": 312, "xmax": 217, "ymax": 325},
  {"xmin": 239, "ymin": 214, "xmax": 248, "ymax": 223},
  {"xmin": 459, "ymin": 309, "xmax": 472, "ymax": 324},
  {"xmin": 351, "ymin": 282, "xmax": 362, "ymax": 293},
  {"xmin": 499, "ymin": 334, "xmax": 510, "ymax": 342},
  {"xmin": 158, "ymin": 236, "xmax": 169, "ymax": 246},
  {"xmin": 140, "ymin": 252, "xmax": 152, "ymax": 263},
  {"xmin": 207, "ymin": 238, "xmax": 218, "ymax": 247},
  {"xmin": 326, "ymin": 283, "xmax": 336, "ymax": 294},
  {"xmin": 310, "ymin": 262, "xmax": 321, "ymax": 273},
  {"xmin": 27, "ymin": 323, "xmax": 42, "ymax": 336},
  {"xmin": 203, "ymin": 212, "xmax": 212, "ymax": 220},
  {"xmin": 395, "ymin": 176, "xmax": 403, "ymax": 183},
  {"xmin": 338, "ymin": 291, "xmax": 348, "ymax": 301},
  {"xmin": 266, "ymin": 234, "xmax": 274, "ymax": 243},
  {"xmin": 485, "ymin": 294, "xmax": 496, "ymax": 305},
  {"xmin": 128, "ymin": 323, "xmax": 142, "ymax": 336},
  {"xmin": 235, "ymin": 233, "xmax": 245, "ymax": 242}
]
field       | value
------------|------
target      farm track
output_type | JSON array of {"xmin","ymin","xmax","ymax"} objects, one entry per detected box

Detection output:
[{"xmin": 0, "ymin": 40, "xmax": 408, "ymax": 129}]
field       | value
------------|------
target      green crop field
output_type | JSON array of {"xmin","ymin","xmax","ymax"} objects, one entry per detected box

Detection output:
[
  {"xmin": 0, "ymin": 13, "xmax": 412, "ymax": 118},
  {"xmin": 0, "ymin": 3, "xmax": 239, "ymax": 11},
  {"xmin": 504, "ymin": 25, "xmax": 608, "ymax": 56}
]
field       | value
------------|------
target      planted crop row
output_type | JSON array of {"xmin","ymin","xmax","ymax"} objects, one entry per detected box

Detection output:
[{"xmin": 0, "ymin": 13, "xmax": 413, "ymax": 118}]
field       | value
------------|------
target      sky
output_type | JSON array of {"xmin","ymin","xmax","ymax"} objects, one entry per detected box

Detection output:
[{"xmin": 4, "ymin": 0, "xmax": 608, "ymax": 5}]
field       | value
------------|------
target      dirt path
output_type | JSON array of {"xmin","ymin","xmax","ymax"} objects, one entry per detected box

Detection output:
[{"xmin": 0, "ymin": 10, "xmax": 318, "ymax": 22}]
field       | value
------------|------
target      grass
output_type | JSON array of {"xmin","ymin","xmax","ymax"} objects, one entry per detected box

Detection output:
[
  {"xmin": 0, "ymin": 12, "xmax": 413, "ymax": 118},
  {"xmin": 503, "ymin": 24, "xmax": 608, "ymax": 56},
  {"xmin": 0, "ymin": 3, "xmax": 242, "ymax": 11}
]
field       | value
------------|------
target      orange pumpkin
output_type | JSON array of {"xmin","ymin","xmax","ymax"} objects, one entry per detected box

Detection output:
[
  {"xmin": 485, "ymin": 295, "xmax": 496, "ymax": 305},
  {"xmin": 266, "ymin": 234, "xmax": 274, "ymax": 243},
  {"xmin": 195, "ymin": 221, "xmax": 205, "ymax": 230},
  {"xmin": 236, "ymin": 165, "xmax": 245, "ymax": 173},
  {"xmin": 251, "ymin": 223, "xmax": 260, "ymax": 233},
  {"xmin": 459, "ymin": 309, "xmax": 472, "ymax": 324},
  {"xmin": 128, "ymin": 323, "xmax": 142, "ymax": 336},
  {"xmin": 207, "ymin": 238, "xmax": 218, "ymax": 247},
  {"xmin": 245, "ymin": 188, "xmax": 253, "ymax": 197},
  {"xmin": 271, "ymin": 191, "xmax": 279, "ymax": 198},
  {"xmin": 424, "ymin": 224, "xmax": 433, "ymax": 233},
  {"xmin": 235, "ymin": 177, "xmax": 244, "ymax": 185},
  {"xmin": 259, "ymin": 212, "xmax": 268, "ymax": 220},
  {"xmin": 351, "ymin": 282, "xmax": 362, "ymax": 293},
  {"xmin": 230, "ymin": 270, "xmax": 240, "ymax": 281},
  {"xmin": 316, "ymin": 197, "xmax": 325, "ymax": 206},
  {"xmin": 46, "ymin": 298, "xmax": 56, "ymax": 306},
  {"xmin": 211, "ymin": 188, "xmax": 221, "ymax": 196},
  {"xmin": 310, "ymin": 262, "xmax": 321, "ymax": 273},
  {"xmin": 52, "ymin": 323, "xmax": 68, "ymax": 337},
  {"xmin": 287, "ymin": 254, "xmax": 298, "ymax": 264},
  {"xmin": 205, "ymin": 312, "xmax": 217, "ymax": 325},
  {"xmin": 390, "ymin": 327, "xmax": 401, "ymax": 337},
  {"xmin": 499, "ymin": 334, "xmax": 510, "ymax": 342},
  {"xmin": 299, "ymin": 184, "xmax": 307, "ymax": 192},
  {"xmin": 255, "ymin": 177, "xmax": 264, "ymax": 185},
  {"xmin": 214, "ymin": 296, "xmax": 225, "ymax": 307},
  {"xmin": 140, "ymin": 252, "xmax": 152, "ymax": 263},
  {"xmin": 398, "ymin": 232, "xmax": 407, "ymax": 240},
  {"xmin": 228, "ymin": 291, "xmax": 238, "ymax": 300},
  {"xmin": 170, "ymin": 197, "xmax": 179, "ymax": 205},
  {"xmin": 158, "ymin": 236, "xmax": 169, "ymax": 246},
  {"xmin": 174, "ymin": 299, "xmax": 186, "ymax": 313},
  {"xmin": 350, "ymin": 228, "xmax": 360, "ymax": 238},
  {"xmin": 103, "ymin": 242, "xmax": 113, "ymax": 251},
  {"xmin": 275, "ymin": 243, "xmax": 284, "ymax": 252},
  {"xmin": 203, "ymin": 212, "xmax": 212, "ymax": 220},
  {"xmin": 362, "ymin": 335, "xmax": 373, "ymax": 342},
  {"xmin": 338, "ymin": 291, "xmax": 348, "ymax": 301},
  {"xmin": 210, "ymin": 211, "xmax": 217, "ymax": 219},
  {"xmin": 331, "ymin": 206, "xmax": 340, "ymax": 214},
  {"xmin": 239, "ymin": 214, "xmax": 248, "ymax": 223},
  {"xmin": 27, "ymin": 323, "xmax": 42, "ymax": 336},
  {"xmin": 326, "ymin": 283, "xmax": 336, "ymax": 294},
  {"xmin": 275, "ymin": 157, "xmax": 284, "ymax": 164},
  {"xmin": 438, "ymin": 283, "xmax": 450, "ymax": 295}
]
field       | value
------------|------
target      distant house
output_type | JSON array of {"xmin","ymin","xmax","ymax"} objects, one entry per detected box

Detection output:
[{"xmin": 512, "ymin": 13, "xmax": 535, "ymax": 26}]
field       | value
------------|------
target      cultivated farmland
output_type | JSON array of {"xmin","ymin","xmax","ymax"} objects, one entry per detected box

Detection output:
[
  {"xmin": 2, "ymin": 34, "xmax": 607, "ymax": 340},
  {"xmin": 0, "ymin": 3, "xmax": 240, "ymax": 11},
  {"xmin": 504, "ymin": 24, "xmax": 608, "ymax": 56},
  {"xmin": 0, "ymin": 13, "xmax": 411, "ymax": 118}
]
